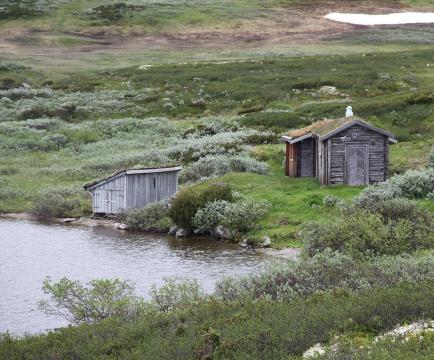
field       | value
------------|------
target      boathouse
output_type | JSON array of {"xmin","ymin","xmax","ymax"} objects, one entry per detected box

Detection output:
[
  {"xmin": 84, "ymin": 166, "xmax": 181, "ymax": 215},
  {"xmin": 282, "ymin": 111, "xmax": 396, "ymax": 186}
]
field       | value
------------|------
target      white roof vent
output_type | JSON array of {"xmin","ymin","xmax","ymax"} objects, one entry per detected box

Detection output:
[{"xmin": 346, "ymin": 106, "xmax": 353, "ymax": 117}]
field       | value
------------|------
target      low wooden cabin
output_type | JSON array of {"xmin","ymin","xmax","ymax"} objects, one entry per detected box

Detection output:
[
  {"xmin": 84, "ymin": 166, "xmax": 181, "ymax": 215},
  {"xmin": 282, "ymin": 117, "xmax": 396, "ymax": 186}
]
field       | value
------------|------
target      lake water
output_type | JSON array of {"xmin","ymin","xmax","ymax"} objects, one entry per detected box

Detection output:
[{"xmin": 0, "ymin": 218, "xmax": 273, "ymax": 335}]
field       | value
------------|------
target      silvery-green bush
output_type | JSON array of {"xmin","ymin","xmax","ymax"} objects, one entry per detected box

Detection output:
[
  {"xmin": 192, "ymin": 198, "xmax": 270, "ymax": 238},
  {"xmin": 322, "ymin": 194, "xmax": 342, "ymax": 207},
  {"xmin": 149, "ymin": 277, "xmax": 204, "ymax": 312},
  {"xmin": 354, "ymin": 168, "xmax": 434, "ymax": 208},
  {"xmin": 192, "ymin": 200, "xmax": 231, "ymax": 235},
  {"xmin": 215, "ymin": 250, "xmax": 434, "ymax": 302},
  {"xmin": 165, "ymin": 129, "xmax": 263, "ymax": 161},
  {"xmin": 180, "ymin": 154, "xmax": 269, "ymax": 183},
  {"xmin": 31, "ymin": 186, "xmax": 89, "ymax": 219},
  {"xmin": 0, "ymin": 87, "xmax": 53, "ymax": 100},
  {"xmin": 0, "ymin": 89, "xmax": 140, "ymax": 122},
  {"xmin": 119, "ymin": 201, "xmax": 173, "ymax": 233}
]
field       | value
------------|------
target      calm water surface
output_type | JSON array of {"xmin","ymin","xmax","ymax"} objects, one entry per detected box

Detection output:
[{"xmin": 0, "ymin": 219, "xmax": 272, "ymax": 335}]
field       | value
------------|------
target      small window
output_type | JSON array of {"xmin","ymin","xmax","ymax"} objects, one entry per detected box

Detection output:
[{"xmin": 153, "ymin": 177, "xmax": 156, "ymax": 188}]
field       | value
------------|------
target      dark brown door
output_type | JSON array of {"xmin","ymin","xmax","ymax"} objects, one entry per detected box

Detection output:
[{"xmin": 346, "ymin": 144, "xmax": 368, "ymax": 185}]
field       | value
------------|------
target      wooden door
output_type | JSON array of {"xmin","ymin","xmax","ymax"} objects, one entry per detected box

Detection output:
[
  {"xmin": 345, "ymin": 144, "xmax": 368, "ymax": 185},
  {"xmin": 92, "ymin": 190, "xmax": 101, "ymax": 213}
]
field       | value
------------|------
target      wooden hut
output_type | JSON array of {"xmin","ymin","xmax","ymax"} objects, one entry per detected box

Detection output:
[
  {"xmin": 84, "ymin": 166, "xmax": 181, "ymax": 215},
  {"xmin": 282, "ymin": 116, "xmax": 396, "ymax": 186}
]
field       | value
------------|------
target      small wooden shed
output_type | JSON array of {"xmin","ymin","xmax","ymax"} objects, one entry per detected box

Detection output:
[
  {"xmin": 84, "ymin": 166, "xmax": 181, "ymax": 215},
  {"xmin": 282, "ymin": 117, "xmax": 396, "ymax": 186}
]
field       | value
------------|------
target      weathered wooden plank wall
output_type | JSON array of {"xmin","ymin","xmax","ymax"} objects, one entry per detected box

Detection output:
[
  {"xmin": 328, "ymin": 125, "xmax": 388, "ymax": 185},
  {"xmin": 90, "ymin": 170, "xmax": 179, "ymax": 214},
  {"xmin": 126, "ymin": 172, "xmax": 178, "ymax": 209}
]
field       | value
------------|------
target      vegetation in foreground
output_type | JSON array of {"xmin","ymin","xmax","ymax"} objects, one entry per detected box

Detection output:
[{"xmin": 1, "ymin": 267, "xmax": 432, "ymax": 359}]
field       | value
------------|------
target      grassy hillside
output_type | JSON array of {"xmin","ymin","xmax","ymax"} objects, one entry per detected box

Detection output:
[
  {"xmin": 1, "ymin": 48, "xmax": 432, "ymax": 246},
  {"xmin": 0, "ymin": 0, "xmax": 433, "ymax": 247},
  {"xmin": 1, "ymin": 0, "xmax": 433, "ymax": 70}
]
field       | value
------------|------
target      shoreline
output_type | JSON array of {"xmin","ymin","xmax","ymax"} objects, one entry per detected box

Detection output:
[{"xmin": 0, "ymin": 212, "xmax": 301, "ymax": 259}]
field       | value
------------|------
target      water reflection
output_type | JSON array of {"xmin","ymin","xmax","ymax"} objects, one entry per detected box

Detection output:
[{"xmin": 0, "ymin": 218, "xmax": 271, "ymax": 335}]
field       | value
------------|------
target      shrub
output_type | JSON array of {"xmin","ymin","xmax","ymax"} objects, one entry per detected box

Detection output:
[
  {"xmin": 3, "ymin": 282, "xmax": 432, "ymax": 359},
  {"xmin": 352, "ymin": 197, "xmax": 432, "ymax": 225},
  {"xmin": 322, "ymin": 194, "xmax": 342, "ymax": 207},
  {"xmin": 215, "ymin": 250, "xmax": 434, "ymax": 302},
  {"xmin": 0, "ymin": 167, "xmax": 18, "ymax": 176},
  {"xmin": 0, "ymin": 186, "xmax": 23, "ymax": 201},
  {"xmin": 169, "ymin": 183, "xmax": 233, "ymax": 231},
  {"xmin": 18, "ymin": 104, "xmax": 54, "ymax": 120},
  {"xmin": 119, "ymin": 202, "xmax": 173, "ymax": 232},
  {"xmin": 38, "ymin": 277, "xmax": 147, "ymax": 325},
  {"xmin": 149, "ymin": 277, "xmax": 204, "ymax": 312},
  {"xmin": 192, "ymin": 198, "xmax": 270, "ymax": 238},
  {"xmin": 31, "ymin": 187, "xmax": 88, "ymax": 219},
  {"xmin": 180, "ymin": 154, "xmax": 269, "ymax": 183},
  {"xmin": 429, "ymin": 146, "xmax": 434, "ymax": 168},
  {"xmin": 220, "ymin": 198, "xmax": 271, "ymax": 238},
  {"xmin": 354, "ymin": 168, "xmax": 434, "ymax": 206},
  {"xmin": 303, "ymin": 209, "xmax": 433, "ymax": 259},
  {"xmin": 387, "ymin": 168, "xmax": 434, "ymax": 198},
  {"xmin": 0, "ymin": 87, "xmax": 53, "ymax": 100},
  {"xmin": 165, "ymin": 129, "xmax": 265, "ymax": 162},
  {"xmin": 353, "ymin": 182, "xmax": 402, "ymax": 209},
  {"xmin": 192, "ymin": 200, "xmax": 231, "ymax": 235}
]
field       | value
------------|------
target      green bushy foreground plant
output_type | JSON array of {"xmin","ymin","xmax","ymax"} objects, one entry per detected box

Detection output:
[
  {"xmin": 38, "ymin": 277, "xmax": 147, "ymax": 325},
  {"xmin": 1, "ymin": 281, "xmax": 433, "ymax": 359},
  {"xmin": 119, "ymin": 201, "xmax": 173, "ymax": 232}
]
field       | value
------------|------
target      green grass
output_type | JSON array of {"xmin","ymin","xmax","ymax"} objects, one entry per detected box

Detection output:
[{"xmin": 207, "ymin": 144, "xmax": 360, "ymax": 248}]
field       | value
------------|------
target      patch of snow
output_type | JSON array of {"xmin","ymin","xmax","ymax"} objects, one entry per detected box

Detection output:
[{"xmin": 324, "ymin": 12, "xmax": 434, "ymax": 26}]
